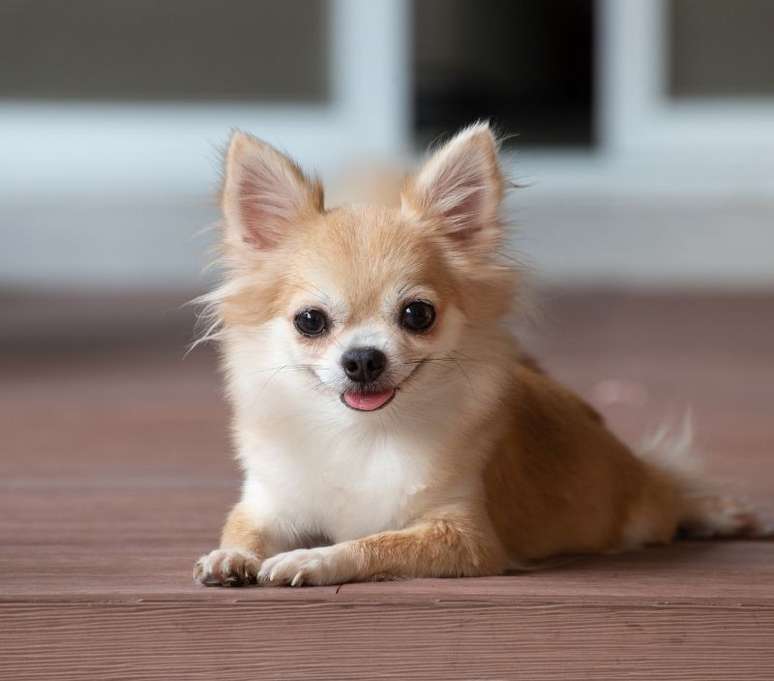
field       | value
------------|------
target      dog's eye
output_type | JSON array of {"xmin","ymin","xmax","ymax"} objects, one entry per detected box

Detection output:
[
  {"xmin": 294, "ymin": 308, "xmax": 329, "ymax": 337},
  {"xmin": 400, "ymin": 300, "xmax": 436, "ymax": 333}
]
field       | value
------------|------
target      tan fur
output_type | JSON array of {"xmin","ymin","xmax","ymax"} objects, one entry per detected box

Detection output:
[
  {"xmin": 219, "ymin": 503, "xmax": 269, "ymax": 554},
  {"xmin": 484, "ymin": 358, "xmax": 682, "ymax": 562},
  {"xmin": 344, "ymin": 510, "xmax": 507, "ymax": 580},
  {"xmin": 194, "ymin": 123, "xmax": 765, "ymax": 588}
]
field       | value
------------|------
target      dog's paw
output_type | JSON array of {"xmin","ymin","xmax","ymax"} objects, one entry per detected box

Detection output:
[
  {"xmin": 258, "ymin": 546, "xmax": 351, "ymax": 587},
  {"xmin": 680, "ymin": 495, "xmax": 771, "ymax": 539},
  {"xmin": 193, "ymin": 548, "xmax": 261, "ymax": 587}
]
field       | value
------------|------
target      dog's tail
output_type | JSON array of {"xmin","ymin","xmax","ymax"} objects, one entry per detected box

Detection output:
[{"xmin": 637, "ymin": 412, "xmax": 773, "ymax": 538}]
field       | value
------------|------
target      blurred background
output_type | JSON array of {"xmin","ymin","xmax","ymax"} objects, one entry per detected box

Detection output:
[
  {"xmin": 2, "ymin": 1, "xmax": 773, "ymax": 603},
  {"xmin": 3, "ymin": 0, "xmax": 773, "ymax": 315}
]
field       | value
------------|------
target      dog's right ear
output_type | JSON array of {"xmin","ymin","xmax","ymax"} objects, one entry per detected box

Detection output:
[
  {"xmin": 221, "ymin": 131, "xmax": 324, "ymax": 250},
  {"xmin": 401, "ymin": 122, "xmax": 504, "ymax": 259}
]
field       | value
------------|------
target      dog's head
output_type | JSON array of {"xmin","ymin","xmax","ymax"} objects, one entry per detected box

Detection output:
[{"xmin": 211, "ymin": 123, "xmax": 516, "ymax": 418}]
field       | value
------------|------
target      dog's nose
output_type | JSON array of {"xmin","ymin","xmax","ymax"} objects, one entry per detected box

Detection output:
[{"xmin": 341, "ymin": 347, "xmax": 387, "ymax": 383}]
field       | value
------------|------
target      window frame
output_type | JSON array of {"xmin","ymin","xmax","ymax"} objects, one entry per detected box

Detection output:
[
  {"xmin": 597, "ymin": 0, "xmax": 774, "ymax": 157},
  {"xmin": 0, "ymin": 0, "xmax": 411, "ymax": 198}
]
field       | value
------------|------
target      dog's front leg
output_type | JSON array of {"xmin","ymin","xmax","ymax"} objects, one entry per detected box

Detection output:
[
  {"xmin": 194, "ymin": 502, "xmax": 290, "ymax": 586},
  {"xmin": 258, "ymin": 510, "xmax": 507, "ymax": 586}
]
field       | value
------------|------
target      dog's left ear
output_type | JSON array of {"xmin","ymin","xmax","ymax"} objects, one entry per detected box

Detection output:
[
  {"xmin": 402, "ymin": 122, "xmax": 505, "ymax": 255},
  {"xmin": 221, "ymin": 131, "xmax": 323, "ymax": 250}
]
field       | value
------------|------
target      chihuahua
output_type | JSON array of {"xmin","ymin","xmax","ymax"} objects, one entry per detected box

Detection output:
[{"xmin": 194, "ymin": 123, "xmax": 763, "ymax": 587}]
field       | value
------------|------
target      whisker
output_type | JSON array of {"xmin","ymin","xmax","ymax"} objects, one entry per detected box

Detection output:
[
  {"xmin": 452, "ymin": 357, "xmax": 475, "ymax": 394},
  {"xmin": 243, "ymin": 363, "xmax": 326, "ymax": 376}
]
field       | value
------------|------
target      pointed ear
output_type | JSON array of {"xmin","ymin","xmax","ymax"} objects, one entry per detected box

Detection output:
[
  {"xmin": 221, "ymin": 131, "xmax": 323, "ymax": 249},
  {"xmin": 401, "ymin": 122, "xmax": 505, "ymax": 253}
]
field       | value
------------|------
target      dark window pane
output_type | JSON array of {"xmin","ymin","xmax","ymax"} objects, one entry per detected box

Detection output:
[
  {"xmin": 0, "ymin": 0, "xmax": 329, "ymax": 102},
  {"xmin": 669, "ymin": 0, "xmax": 774, "ymax": 98},
  {"xmin": 413, "ymin": 0, "xmax": 594, "ymax": 148}
]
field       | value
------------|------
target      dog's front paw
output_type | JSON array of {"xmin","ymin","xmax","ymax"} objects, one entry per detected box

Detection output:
[
  {"xmin": 193, "ymin": 548, "xmax": 261, "ymax": 587},
  {"xmin": 258, "ymin": 546, "xmax": 351, "ymax": 587}
]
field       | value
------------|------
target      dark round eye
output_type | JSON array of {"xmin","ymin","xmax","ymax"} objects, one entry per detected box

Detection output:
[
  {"xmin": 294, "ymin": 308, "xmax": 329, "ymax": 337},
  {"xmin": 400, "ymin": 300, "xmax": 436, "ymax": 333}
]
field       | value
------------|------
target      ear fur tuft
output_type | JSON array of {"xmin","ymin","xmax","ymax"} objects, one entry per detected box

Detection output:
[
  {"xmin": 221, "ymin": 131, "xmax": 323, "ymax": 249},
  {"xmin": 402, "ymin": 122, "xmax": 505, "ymax": 252}
]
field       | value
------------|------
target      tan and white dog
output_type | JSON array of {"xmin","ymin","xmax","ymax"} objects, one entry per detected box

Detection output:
[{"xmin": 194, "ymin": 123, "xmax": 762, "ymax": 587}]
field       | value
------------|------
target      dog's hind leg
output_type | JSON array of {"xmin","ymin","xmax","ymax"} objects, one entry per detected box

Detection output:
[{"xmin": 677, "ymin": 493, "xmax": 773, "ymax": 539}]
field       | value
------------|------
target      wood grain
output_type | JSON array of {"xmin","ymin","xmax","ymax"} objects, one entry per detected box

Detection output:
[
  {"xmin": 1, "ymin": 290, "xmax": 773, "ymax": 680},
  {"xmin": 2, "ymin": 600, "xmax": 774, "ymax": 680}
]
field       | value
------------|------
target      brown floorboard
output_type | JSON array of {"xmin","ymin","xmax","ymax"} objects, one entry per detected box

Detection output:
[{"xmin": 1, "ymin": 289, "xmax": 773, "ymax": 679}]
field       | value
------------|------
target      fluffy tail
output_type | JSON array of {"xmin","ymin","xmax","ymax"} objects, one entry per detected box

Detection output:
[{"xmin": 638, "ymin": 413, "xmax": 773, "ymax": 539}]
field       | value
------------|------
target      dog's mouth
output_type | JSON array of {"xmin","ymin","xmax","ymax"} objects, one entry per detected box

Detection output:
[
  {"xmin": 339, "ymin": 360, "xmax": 425, "ymax": 412},
  {"xmin": 340, "ymin": 388, "xmax": 396, "ymax": 412}
]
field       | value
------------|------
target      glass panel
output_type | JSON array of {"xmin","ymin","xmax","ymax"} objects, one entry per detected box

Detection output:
[
  {"xmin": 0, "ymin": 0, "xmax": 329, "ymax": 102},
  {"xmin": 413, "ymin": 0, "xmax": 594, "ymax": 147},
  {"xmin": 669, "ymin": 0, "xmax": 774, "ymax": 98}
]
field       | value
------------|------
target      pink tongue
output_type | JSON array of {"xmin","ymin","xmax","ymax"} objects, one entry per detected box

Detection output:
[{"xmin": 343, "ymin": 389, "xmax": 395, "ymax": 411}]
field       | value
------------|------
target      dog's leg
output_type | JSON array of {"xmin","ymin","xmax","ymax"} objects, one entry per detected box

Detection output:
[
  {"xmin": 258, "ymin": 510, "xmax": 507, "ymax": 586},
  {"xmin": 193, "ymin": 502, "xmax": 287, "ymax": 586},
  {"xmin": 678, "ymin": 493, "xmax": 773, "ymax": 539}
]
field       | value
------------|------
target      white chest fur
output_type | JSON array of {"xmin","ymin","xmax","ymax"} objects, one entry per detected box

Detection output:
[{"xmin": 239, "ymin": 424, "xmax": 438, "ymax": 543}]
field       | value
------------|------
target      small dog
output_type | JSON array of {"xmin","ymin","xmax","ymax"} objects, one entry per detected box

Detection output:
[{"xmin": 194, "ymin": 123, "xmax": 763, "ymax": 587}]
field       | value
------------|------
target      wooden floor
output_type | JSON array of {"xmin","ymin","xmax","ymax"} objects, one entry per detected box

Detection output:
[{"xmin": 1, "ymin": 290, "xmax": 773, "ymax": 680}]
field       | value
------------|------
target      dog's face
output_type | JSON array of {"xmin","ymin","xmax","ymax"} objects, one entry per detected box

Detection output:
[
  {"xmin": 215, "ymin": 124, "xmax": 513, "ymax": 416},
  {"xmin": 261, "ymin": 206, "xmax": 467, "ymax": 413}
]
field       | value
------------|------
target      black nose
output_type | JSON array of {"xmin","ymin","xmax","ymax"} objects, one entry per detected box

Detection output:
[{"xmin": 341, "ymin": 347, "xmax": 387, "ymax": 383}]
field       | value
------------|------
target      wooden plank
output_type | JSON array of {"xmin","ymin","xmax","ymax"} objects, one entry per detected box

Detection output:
[{"xmin": 3, "ymin": 600, "xmax": 773, "ymax": 680}]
